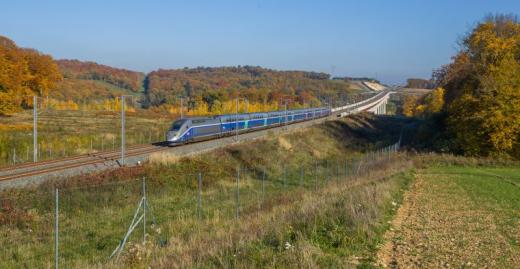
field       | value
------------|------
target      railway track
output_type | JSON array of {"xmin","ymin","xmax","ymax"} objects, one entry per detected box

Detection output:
[
  {"xmin": 0, "ymin": 90, "xmax": 393, "ymax": 185},
  {"xmin": 0, "ymin": 143, "xmax": 168, "ymax": 182},
  {"xmin": 0, "ymin": 143, "xmax": 152, "ymax": 172}
]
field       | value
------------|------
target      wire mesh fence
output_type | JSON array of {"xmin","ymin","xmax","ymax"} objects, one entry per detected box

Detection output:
[
  {"xmin": 1, "ymin": 141, "xmax": 401, "ymax": 268},
  {"xmin": 57, "ymin": 179, "xmax": 145, "ymax": 268}
]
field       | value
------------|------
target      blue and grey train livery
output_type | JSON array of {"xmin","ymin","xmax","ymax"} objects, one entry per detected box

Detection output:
[{"xmin": 166, "ymin": 107, "xmax": 331, "ymax": 145}]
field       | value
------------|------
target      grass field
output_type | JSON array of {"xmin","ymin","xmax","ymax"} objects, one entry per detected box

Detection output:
[
  {"xmin": 0, "ymin": 109, "xmax": 173, "ymax": 166},
  {"xmin": 189, "ymin": 165, "xmax": 413, "ymax": 269},
  {"xmin": 379, "ymin": 160, "xmax": 520, "ymax": 268},
  {"xmin": 0, "ymin": 115, "xmax": 406, "ymax": 268},
  {"xmin": 5, "ymin": 114, "xmax": 518, "ymax": 268}
]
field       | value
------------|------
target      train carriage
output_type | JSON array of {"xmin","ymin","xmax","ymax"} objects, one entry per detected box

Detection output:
[
  {"xmin": 248, "ymin": 113, "xmax": 268, "ymax": 129},
  {"xmin": 166, "ymin": 107, "xmax": 331, "ymax": 145}
]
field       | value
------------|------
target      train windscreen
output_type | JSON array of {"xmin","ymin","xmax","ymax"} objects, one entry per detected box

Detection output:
[{"xmin": 170, "ymin": 120, "xmax": 186, "ymax": 131}]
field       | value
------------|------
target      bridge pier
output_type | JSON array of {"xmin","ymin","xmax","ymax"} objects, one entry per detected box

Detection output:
[{"xmin": 373, "ymin": 99, "xmax": 387, "ymax": 115}]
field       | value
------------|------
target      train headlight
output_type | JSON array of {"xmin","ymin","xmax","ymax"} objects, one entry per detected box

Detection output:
[{"xmin": 167, "ymin": 131, "xmax": 178, "ymax": 141}]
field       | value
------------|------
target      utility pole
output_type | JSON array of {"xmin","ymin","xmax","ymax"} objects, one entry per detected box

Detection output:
[
  {"xmin": 235, "ymin": 97, "xmax": 238, "ymax": 142},
  {"xmin": 180, "ymin": 97, "xmax": 184, "ymax": 119},
  {"xmin": 117, "ymin": 95, "xmax": 135, "ymax": 166},
  {"xmin": 33, "ymin": 96, "xmax": 38, "ymax": 162},
  {"xmin": 279, "ymin": 98, "xmax": 291, "ymax": 128},
  {"xmin": 121, "ymin": 95, "xmax": 132, "ymax": 166},
  {"xmin": 235, "ymin": 97, "xmax": 247, "ymax": 142},
  {"xmin": 284, "ymin": 102, "xmax": 287, "ymax": 128},
  {"xmin": 121, "ymin": 96, "xmax": 126, "ymax": 166}
]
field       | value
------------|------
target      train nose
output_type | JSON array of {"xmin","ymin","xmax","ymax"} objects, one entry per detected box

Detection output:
[{"xmin": 167, "ymin": 131, "xmax": 178, "ymax": 141}]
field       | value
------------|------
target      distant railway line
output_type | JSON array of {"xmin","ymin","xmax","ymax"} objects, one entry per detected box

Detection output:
[{"xmin": 0, "ymin": 90, "xmax": 392, "ymax": 186}]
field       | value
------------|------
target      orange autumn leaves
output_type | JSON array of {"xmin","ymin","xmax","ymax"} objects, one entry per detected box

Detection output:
[
  {"xmin": 443, "ymin": 15, "xmax": 520, "ymax": 156},
  {"xmin": 0, "ymin": 36, "xmax": 62, "ymax": 115}
]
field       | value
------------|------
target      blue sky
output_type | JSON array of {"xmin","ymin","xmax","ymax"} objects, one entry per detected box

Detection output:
[{"xmin": 2, "ymin": 1, "xmax": 519, "ymax": 84}]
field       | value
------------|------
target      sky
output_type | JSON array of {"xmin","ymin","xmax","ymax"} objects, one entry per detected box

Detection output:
[{"xmin": 2, "ymin": 0, "xmax": 520, "ymax": 84}]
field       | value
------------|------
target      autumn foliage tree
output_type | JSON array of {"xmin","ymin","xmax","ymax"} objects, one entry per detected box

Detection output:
[
  {"xmin": 436, "ymin": 14, "xmax": 520, "ymax": 157},
  {"xmin": 402, "ymin": 95, "xmax": 418, "ymax": 117},
  {"xmin": 406, "ymin": 78, "xmax": 435, "ymax": 89},
  {"xmin": 0, "ymin": 36, "xmax": 62, "ymax": 115},
  {"xmin": 143, "ymin": 66, "xmax": 351, "ymax": 110},
  {"xmin": 56, "ymin": 59, "xmax": 144, "ymax": 92},
  {"xmin": 400, "ymin": 88, "xmax": 445, "ymax": 118}
]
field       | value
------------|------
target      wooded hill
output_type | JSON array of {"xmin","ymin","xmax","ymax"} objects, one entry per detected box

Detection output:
[
  {"xmin": 144, "ymin": 66, "xmax": 355, "ymax": 109},
  {"xmin": 56, "ymin": 59, "xmax": 144, "ymax": 92},
  {"xmin": 0, "ymin": 35, "xmax": 361, "ymax": 115},
  {"xmin": 52, "ymin": 60, "xmax": 145, "ymax": 102}
]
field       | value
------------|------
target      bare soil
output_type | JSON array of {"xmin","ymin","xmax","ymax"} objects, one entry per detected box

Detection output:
[{"xmin": 378, "ymin": 168, "xmax": 520, "ymax": 268}]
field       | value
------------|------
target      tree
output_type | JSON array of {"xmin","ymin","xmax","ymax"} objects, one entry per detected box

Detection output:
[
  {"xmin": 402, "ymin": 95, "xmax": 418, "ymax": 117},
  {"xmin": 424, "ymin": 88, "xmax": 445, "ymax": 114},
  {"xmin": 144, "ymin": 66, "xmax": 354, "ymax": 111},
  {"xmin": 24, "ymin": 49, "xmax": 62, "ymax": 99},
  {"xmin": 0, "ymin": 36, "xmax": 62, "ymax": 115},
  {"xmin": 439, "ymin": 14, "xmax": 520, "ymax": 156},
  {"xmin": 406, "ymin": 78, "xmax": 434, "ymax": 89},
  {"xmin": 56, "ymin": 59, "xmax": 144, "ymax": 92}
]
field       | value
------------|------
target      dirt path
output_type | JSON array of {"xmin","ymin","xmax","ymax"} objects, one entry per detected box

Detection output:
[{"xmin": 377, "ymin": 169, "xmax": 520, "ymax": 268}]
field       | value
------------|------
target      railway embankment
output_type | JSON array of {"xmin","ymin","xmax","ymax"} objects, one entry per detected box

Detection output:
[{"xmin": 0, "ymin": 113, "xmax": 409, "ymax": 268}]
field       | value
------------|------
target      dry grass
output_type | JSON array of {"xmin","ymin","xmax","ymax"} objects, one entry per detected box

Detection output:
[
  {"xmin": 149, "ymin": 151, "xmax": 181, "ymax": 165},
  {"xmin": 1, "ymin": 114, "xmax": 409, "ymax": 268},
  {"xmin": 0, "ymin": 110, "xmax": 172, "ymax": 166},
  {"xmin": 114, "ymin": 155, "xmax": 414, "ymax": 268}
]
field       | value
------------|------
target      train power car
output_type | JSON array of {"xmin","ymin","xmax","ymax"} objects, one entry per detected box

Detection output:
[{"xmin": 166, "ymin": 107, "xmax": 331, "ymax": 145}]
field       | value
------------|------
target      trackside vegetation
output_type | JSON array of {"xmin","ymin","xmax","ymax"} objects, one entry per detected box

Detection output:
[{"xmin": 0, "ymin": 115, "xmax": 409, "ymax": 268}]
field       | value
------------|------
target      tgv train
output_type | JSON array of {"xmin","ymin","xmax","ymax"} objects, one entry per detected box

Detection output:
[{"xmin": 166, "ymin": 107, "xmax": 331, "ymax": 145}]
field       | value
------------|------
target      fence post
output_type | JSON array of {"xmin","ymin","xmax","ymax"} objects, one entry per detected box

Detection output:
[
  {"xmin": 300, "ymin": 165, "xmax": 304, "ymax": 187},
  {"xmin": 283, "ymin": 166, "xmax": 287, "ymax": 190},
  {"xmin": 142, "ymin": 177, "xmax": 146, "ymax": 244},
  {"xmin": 262, "ymin": 168, "xmax": 266, "ymax": 205},
  {"xmin": 336, "ymin": 160, "xmax": 340, "ymax": 180},
  {"xmin": 354, "ymin": 158, "xmax": 359, "ymax": 176},
  {"xmin": 12, "ymin": 148, "xmax": 16, "ymax": 165},
  {"xmin": 345, "ymin": 159, "xmax": 348, "ymax": 179},
  {"xmin": 197, "ymin": 172, "xmax": 202, "ymax": 220},
  {"xmin": 329, "ymin": 160, "xmax": 332, "ymax": 181},
  {"xmin": 236, "ymin": 167, "xmax": 240, "ymax": 219},
  {"xmin": 55, "ymin": 188, "xmax": 59, "ymax": 269},
  {"xmin": 315, "ymin": 159, "xmax": 318, "ymax": 191},
  {"xmin": 325, "ymin": 160, "xmax": 332, "ymax": 182}
]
